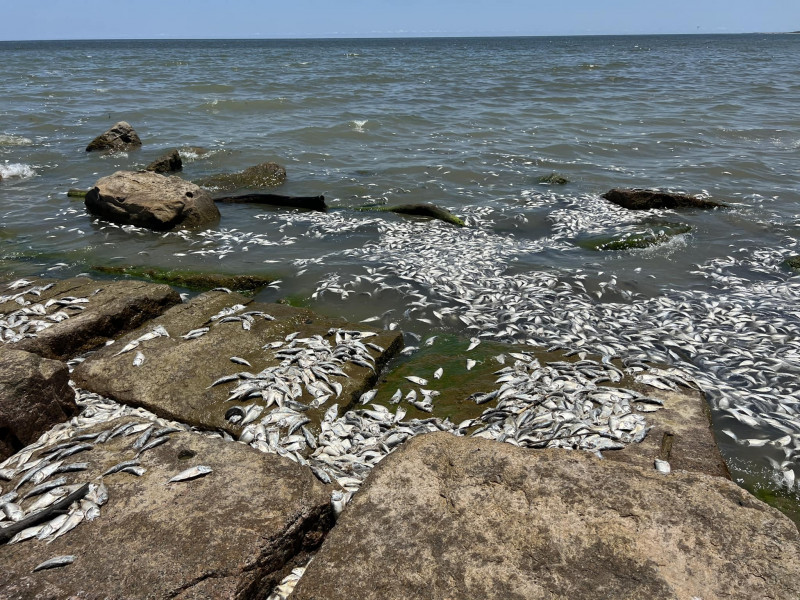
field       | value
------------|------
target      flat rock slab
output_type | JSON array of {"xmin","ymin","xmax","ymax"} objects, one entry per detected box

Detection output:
[
  {"xmin": 72, "ymin": 293, "xmax": 403, "ymax": 435},
  {"xmin": 292, "ymin": 433, "xmax": 800, "ymax": 600},
  {"xmin": 0, "ymin": 348, "xmax": 76, "ymax": 460},
  {"xmin": 0, "ymin": 417, "xmax": 333, "ymax": 600},
  {"xmin": 1, "ymin": 277, "xmax": 180, "ymax": 361},
  {"xmin": 604, "ymin": 384, "xmax": 729, "ymax": 478}
]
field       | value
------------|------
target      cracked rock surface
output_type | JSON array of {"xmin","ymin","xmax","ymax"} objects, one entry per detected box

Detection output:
[
  {"xmin": 0, "ymin": 417, "xmax": 334, "ymax": 600},
  {"xmin": 292, "ymin": 432, "xmax": 800, "ymax": 600}
]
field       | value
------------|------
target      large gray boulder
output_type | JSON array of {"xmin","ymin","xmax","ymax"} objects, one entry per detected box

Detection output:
[
  {"xmin": 0, "ymin": 348, "xmax": 75, "ymax": 460},
  {"xmin": 85, "ymin": 170, "xmax": 220, "ymax": 231},
  {"xmin": 292, "ymin": 433, "xmax": 800, "ymax": 600},
  {"xmin": 0, "ymin": 417, "xmax": 334, "ymax": 599},
  {"xmin": 85, "ymin": 121, "xmax": 142, "ymax": 152},
  {"xmin": 1, "ymin": 277, "xmax": 181, "ymax": 361}
]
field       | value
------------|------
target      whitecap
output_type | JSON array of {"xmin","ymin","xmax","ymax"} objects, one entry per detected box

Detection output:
[
  {"xmin": 0, "ymin": 134, "xmax": 33, "ymax": 146},
  {"xmin": 0, "ymin": 162, "xmax": 36, "ymax": 180},
  {"xmin": 352, "ymin": 120, "xmax": 368, "ymax": 132}
]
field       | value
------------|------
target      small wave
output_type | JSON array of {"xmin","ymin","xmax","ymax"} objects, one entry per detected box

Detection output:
[
  {"xmin": 352, "ymin": 120, "xmax": 368, "ymax": 132},
  {"xmin": 0, "ymin": 134, "xmax": 33, "ymax": 146},
  {"xmin": 0, "ymin": 163, "xmax": 36, "ymax": 180}
]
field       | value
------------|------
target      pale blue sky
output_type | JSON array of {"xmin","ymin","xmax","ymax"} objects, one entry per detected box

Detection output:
[{"xmin": 1, "ymin": 0, "xmax": 798, "ymax": 40}]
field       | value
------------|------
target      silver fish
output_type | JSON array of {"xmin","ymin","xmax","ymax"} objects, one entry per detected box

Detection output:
[
  {"xmin": 405, "ymin": 376, "xmax": 428, "ymax": 386},
  {"xmin": 33, "ymin": 555, "xmax": 75, "ymax": 572},
  {"xmin": 433, "ymin": 368, "xmax": 443, "ymax": 380},
  {"xmin": 167, "ymin": 465, "xmax": 212, "ymax": 483},
  {"xmin": 133, "ymin": 351, "xmax": 145, "ymax": 367}
]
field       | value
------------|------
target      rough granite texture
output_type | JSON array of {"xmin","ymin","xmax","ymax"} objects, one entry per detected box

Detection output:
[
  {"xmin": 0, "ymin": 348, "xmax": 76, "ymax": 460},
  {"xmin": 72, "ymin": 292, "xmax": 403, "ymax": 434},
  {"xmin": 0, "ymin": 417, "xmax": 334, "ymax": 600},
  {"xmin": 293, "ymin": 433, "xmax": 800, "ymax": 600},
  {"xmin": 85, "ymin": 170, "xmax": 220, "ymax": 231}
]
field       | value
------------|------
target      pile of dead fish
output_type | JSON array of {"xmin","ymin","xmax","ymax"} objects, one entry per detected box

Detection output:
[{"xmin": 0, "ymin": 280, "xmax": 90, "ymax": 344}]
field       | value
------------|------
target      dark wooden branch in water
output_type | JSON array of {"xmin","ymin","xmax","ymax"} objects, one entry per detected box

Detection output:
[
  {"xmin": 0, "ymin": 482, "xmax": 90, "ymax": 544},
  {"xmin": 214, "ymin": 193, "xmax": 327, "ymax": 212}
]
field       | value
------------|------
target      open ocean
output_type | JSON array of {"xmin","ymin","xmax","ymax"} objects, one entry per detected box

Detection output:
[{"xmin": 1, "ymin": 34, "xmax": 800, "ymax": 504}]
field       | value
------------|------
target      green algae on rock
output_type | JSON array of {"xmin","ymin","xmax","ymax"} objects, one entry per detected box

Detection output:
[
  {"xmin": 537, "ymin": 172, "xmax": 569, "ymax": 185},
  {"xmin": 197, "ymin": 161, "xmax": 287, "ymax": 191},
  {"xmin": 578, "ymin": 222, "xmax": 691, "ymax": 251},
  {"xmin": 91, "ymin": 265, "xmax": 274, "ymax": 293}
]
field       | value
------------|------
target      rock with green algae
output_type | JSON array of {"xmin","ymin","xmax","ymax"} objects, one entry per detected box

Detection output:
[
  {"xmin": 537, "ymin": 172, "xmax": 569, "ymax": 185},
  {"xmin": 91, "ymin": 265, "xmax": 274, "ymax": 293},
  {"xmin": 197, "ymin": 161, "xmax": 287, "ymax": 191},
  {"xmin": 783, "ymin": 256, "xmax": 800, "ymax": 271},
  {"xmin": 578, "ymin": 222, "xmax": 691, "ymax": 251},
  {"xmin": 602, "ymin": 188, "xmax": 726, "ymax": 210}
]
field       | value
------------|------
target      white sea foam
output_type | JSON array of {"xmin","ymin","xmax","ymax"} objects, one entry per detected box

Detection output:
[
  {"xmin": 352, "ymin": 120, "xmax": 368, "ymax": 132},
  {"xmin": 0, "ymin": 163, "xmax": 36, "ymax": 180},
  {"xmin": 0, "ymin": 134, "xmax": 33, "ymax": 146}
]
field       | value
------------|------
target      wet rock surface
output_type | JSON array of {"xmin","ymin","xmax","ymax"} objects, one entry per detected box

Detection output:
[
  {"xmin": 215, "ymin": 193, "xmax": 327, "ymax": 212},
  {"xmin": 1, "ymin": 277, "xmax": 181, "ymax": 361},
  {"xmin": 293, "ymin": 433, "xmax": 800, "ymax": 600},
  {"xmin": 0, "ymin": 349, "xmax": 75, "ymax": 460},
  {"xmin": 145, "ymin": 148, "xmax": 182, "ymax": 173},
  {"xmin": 85, "ymin": 121, "xmax": 142, "ymax": 153},
  {"xmin": 85, "ymin": 170, "xmax": 220, "ymax": 231},
  {"xmin": 198, "ymin": 162, "xmax": 287, "ymax": 191},
  {"xmin": 602, "ymin": 188, "xmax": 726, "ymax": 210},
  {"xmin": 72, "ymin": 292, "xmax": 403, "ymax": 434},
  {"xmin": 90, "ymin": 265, "xmax": 274, "ymax": 293},
  {"xmin": 0, "ymin": 417, "xmax": 334, "ymax": 600}
]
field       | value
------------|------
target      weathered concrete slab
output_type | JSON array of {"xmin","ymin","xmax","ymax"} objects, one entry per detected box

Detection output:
[
  {"xmin": 72, "ymin": 294, "xmax": 403, "ymax": 435},
  {"xmin": 0, "ymin": 348, "xmax": 76, "ymax": 460},
  {"xmin": 0, "ymin": 417, "xmax": 333, "ymax": 600},
  {"xmin": 604, "ymin": 384, "xmax": 729, "ymax": 478},
  {"xmin": 1, "ymin": 277, "xmax": 180, "ymax": 360},
  {"xmin": 292, "ymin": 433, "xmax": 800, "ymax": 600}
]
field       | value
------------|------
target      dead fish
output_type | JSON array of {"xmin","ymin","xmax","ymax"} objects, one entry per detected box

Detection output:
[
  {"xmin": 433, "ymin": 368, "xmax": 443, "ymax": 380},
  {"xmin": 359, "ymin": 390, "xmax": 378, "ymax": 404},
  {"xmin": 466, "ymin": 359, "xmax": 477, "ymax": 371},
  {"xmin": 230, "ymin": 356, "xmax": 252, "ymax": 367},
  {"xmin": 167, "ymin": 465, "xmax": 212, "ymax": 483},
  {"xmin": 133, "ymin": 351, "xmax": 145, "ymax": 367},
  {"xmin": 8, "ymin": 523, "xmax": 46, "ymax": 544},
  {"xmin": 23, "ymin": 477, "xmax": 67, "ymax": 499},
  {"xmin": 467, "ymin": 337, "xmax": 481, "ymax": 351},
  {"xmin": 405, "ymin": 376, "xmax": 428, "ymax": 386},
  {"xmin": 121, "ymin": 466, "xmax": 146, "ymax": 476},
  {"xmin": 654, "ymin": 459, "xmax": 671, "ymax": 474},
  {"xmin": 1, "ymin": 501, "xmax": 24, "ymax": 521},
  {"xmin": 33, "ymin": 555, "xmax": 75, "ymax": 572},
  {"xmin": 136, "ymin": 435, "xmax": 169, "ymax": 457},
  {"xmin": 390, "ymin": 389, "xmax": 402, "ymax": 404},
  {"xmin": 46, "ymin": 509, "xmax": 85, "ymax": 543},
  {"xmin": 103, "ymin": 459, "xmax": 141, "ymax": 477}
]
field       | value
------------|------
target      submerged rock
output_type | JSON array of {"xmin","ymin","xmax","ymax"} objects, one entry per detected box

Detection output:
[
  {"xmin": 358, "ymin": 203, "xmax": 465, "ymax": 227},
  {"xmin": 293, "ymin": 433, "xmax": 800, "ymax": 600},
  {"xmin": 91, "ymin": 265, "xmax": 274, "ymax": 293},
  {"xmin": 0, "ymin": 348, "xmax": 76, "ymax": 460},
  {"xmin": 602, "ymin": 188, "xmax": 725, "ymax": 210},
  {"xmin": 0, "ymin": 417, "xmax": 334, "ymax": 599},
  {"xmin": 66, "ymin": 189, "xmax": 88, "ymax": 198},
  {"xmin": 198, "ymin": 162, "xmax": 287, "ymax": 191},
  {"xmin": 85, "ymin": 170, "xmax": 220, "ymax": 231},
  {"xmin": 214, "ymin": 193, "xmax": 327, "ymax": 212},
  {"xmin": 145, "ymin": 148, "xmax": 182, "ymax": 174},
  {"xmin": 85, "ymin": 121, "xmax": 142, "ymax": 153},
  {"xmin": 577, "ymin": 222, "xmax": 691, "ymax": 251},
  {"xmin": 783, "ymin": 255, "xmax": 800, "ymax": 271},
  {"xmin": 537, "ymin": 172, "xmax": 569, "ymax": 185}
]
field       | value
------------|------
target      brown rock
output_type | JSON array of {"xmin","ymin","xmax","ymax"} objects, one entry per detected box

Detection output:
[
  {"xmin": 2, "ymin": 277, "xmax": 181, "ymax": 360},
  {"xmin": 72, "ymin": 293, "xmax": 403, "ymax": 434},
  {"xmin": 145, "ymin": 148, "xmax": 182, "ymax": 173},
  {"xmin": 293, "ymin": 433, "xmax": 800, "ymax": 600},
  {"xmin": 85, "ymin": 170, "xmax": 220, "ymax": 231},
  {"xmin": 198, "ymin": 162, "xmax": 287, "ymax": 191},
  {"xmin": 0, "ymin": 348, "xmax": 75, "ymax": 460},
  {"xmin": 602, "ymin": 188, "xmax": 726, "ymax": 210},
  {"xmin": 85, "ymin": 121, "xmax": 142, "ymax": 152},
  {"xmin": 0, "ymin": 417, "xmax": 334, "ymax": 599}
]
